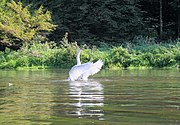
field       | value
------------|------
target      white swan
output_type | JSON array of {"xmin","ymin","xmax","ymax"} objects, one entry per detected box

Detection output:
[{"xmin": 68, "ymin": 49, "xmax": 103, "ymax": 81}]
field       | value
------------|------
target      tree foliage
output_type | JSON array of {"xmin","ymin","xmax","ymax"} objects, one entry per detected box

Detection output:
[
  {"xmin": 19, "ymin": 0, "xmax": 145, "ymax": 44},
  {"xmin": 138, "ymin": 0, "xmax": 179, "ymax": 40},
  {"xmin": 0, "ymin": 0, "xmax": 179, "ymax": 50},
  {"xmin": 20, "ymin": 0, "xmax": 179, "ymax": 45},
  {"xmin": 0, "ymin": 0, "xmax": 56, "ymax": 50}
]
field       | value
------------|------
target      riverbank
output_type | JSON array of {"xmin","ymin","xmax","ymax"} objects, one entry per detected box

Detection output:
[{"xmin": 0, "ymin": 41, "xmax": 179, "ymax": 70}]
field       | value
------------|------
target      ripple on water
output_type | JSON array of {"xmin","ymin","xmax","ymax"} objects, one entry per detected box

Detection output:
[{"xmin": 0, "ymin": 69, "xmax": 180, "ymax": 125}]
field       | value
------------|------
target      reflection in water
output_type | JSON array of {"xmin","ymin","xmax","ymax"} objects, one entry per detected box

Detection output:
[
  {"xmin": 68, "ymin": 80, "xmax": 104, "ymax": 120},
  {"xmin": 0, "ymin": 69, "xmax": 180, "ymax": 125}
]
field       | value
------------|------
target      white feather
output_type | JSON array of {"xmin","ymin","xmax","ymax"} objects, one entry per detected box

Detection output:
[{"xmin": 68, "ymin": 49, "xmax": 103, "ymax": 81}]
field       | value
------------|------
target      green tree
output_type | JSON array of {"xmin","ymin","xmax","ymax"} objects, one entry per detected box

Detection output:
[
  {"xmin": 21, "ymin": 0, "xmax": 145, "ymax": 45},
  {"xmin": 56, "ymin": 0, "xmax": 144, "ymax": 44},
  {"xmin": 138, "ymin": 0, "xmax": 179, "ymax": 40},
  {"xmin": 0, "ymin": 0, "xmax": 56, "ymax": 50}
]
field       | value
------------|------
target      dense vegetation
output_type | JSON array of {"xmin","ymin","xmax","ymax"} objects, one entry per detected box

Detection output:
[
  {"xmin": 0, "ymin": 0, "xmax": 179, "ymax": 69},
  {"xmin": 0, "ymin": 0, "xmax": 56, "ymax": 50},
  {"xmin": 16, "ymin": 0, "xmax": 179, "ymax": 44},
  {"xmin": 0, "ymin": 36, "xmax": 179, "ymax": 69}
]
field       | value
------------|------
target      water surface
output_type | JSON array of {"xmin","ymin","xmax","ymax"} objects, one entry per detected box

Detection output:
[{"xmin": 0, "ymin": 69, "xmax": 180, "ymax": 125}]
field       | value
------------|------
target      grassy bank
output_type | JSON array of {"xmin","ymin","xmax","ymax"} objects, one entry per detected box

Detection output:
[{"xmin": 0, "ymin": 40, "xmax": 179, "ymax": 70}]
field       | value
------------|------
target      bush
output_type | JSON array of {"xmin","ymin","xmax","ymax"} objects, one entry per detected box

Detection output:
[
  {"xmin": 15, "ymin": 56, "xmax": 29, "ymax": 68},
  {"xmin": 108, "ymin": 46, "xmax": 131, "ymax": 69},
  {"xmin": 0, "ymin": 40, "xmax": 179, "ymax": 69}
]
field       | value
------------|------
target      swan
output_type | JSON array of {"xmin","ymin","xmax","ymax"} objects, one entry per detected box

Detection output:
[{"xmin": 68, "ymin": 48, "xmax": 103, "ymax": 81}]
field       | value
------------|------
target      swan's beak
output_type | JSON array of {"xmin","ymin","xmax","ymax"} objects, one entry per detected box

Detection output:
[{"xmin": 83, "ymin": 44, "xmax": 87, "ymax": 49}]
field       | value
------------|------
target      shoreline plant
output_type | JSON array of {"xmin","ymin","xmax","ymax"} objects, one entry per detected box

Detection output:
[{"xmin": 0, "ymin": 39, "xmax": 179, "ymax": 70}]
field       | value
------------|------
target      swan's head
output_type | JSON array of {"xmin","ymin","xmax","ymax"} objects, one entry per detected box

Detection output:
[
  {"xmin": 78, "ymin": 48, "xmax": 83, "ymax": 53},
  {"xmin": 78, "ymin": 44, "xmax": 87, "ymax": 51}
]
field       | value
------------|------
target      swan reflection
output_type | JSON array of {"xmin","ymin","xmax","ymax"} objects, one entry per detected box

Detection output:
[{"xmin": 68, "ymin": 80, "xmax": 104, "ymax": 119}]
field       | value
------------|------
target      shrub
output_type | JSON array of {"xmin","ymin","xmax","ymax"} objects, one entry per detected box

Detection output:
[
  {"xmin": 15, "ymin": 56, "xmax": 29, "ymax": 68},
  {"xmin": 144, "ymin": 48, "xmax": 176, "ymax": 68},
  {"xmin": 109, "ymin": 46, "xmax": 131, "ymax": 69},
  {"xmin": 0, "ymin": 39, "xmax": 179, "ymax": 69}
]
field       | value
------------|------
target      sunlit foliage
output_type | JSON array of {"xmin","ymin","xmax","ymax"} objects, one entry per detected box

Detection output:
[{"xmin": 0, "ymin": 0, "xmax": 56, "ymax": 49}]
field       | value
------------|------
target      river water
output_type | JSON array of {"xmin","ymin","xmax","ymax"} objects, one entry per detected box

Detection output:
[{"xmin": 0, "ymin": 69, "xmax": 179, "ymax": 125}]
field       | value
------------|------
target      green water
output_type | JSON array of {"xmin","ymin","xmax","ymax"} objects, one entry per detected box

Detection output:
[{"xmin": 0, "ymin": 69, "xmax": 180, "ymax": 125}]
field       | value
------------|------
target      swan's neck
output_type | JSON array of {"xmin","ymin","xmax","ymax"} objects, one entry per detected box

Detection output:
[{"xmin": 76, "ymin": 49, "xmax": 81, "ymax": 65}]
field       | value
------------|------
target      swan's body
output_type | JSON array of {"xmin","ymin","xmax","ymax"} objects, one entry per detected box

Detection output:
[{"xmin": 68, "ymin": 49, "xmax": 103, "ymax": 81}]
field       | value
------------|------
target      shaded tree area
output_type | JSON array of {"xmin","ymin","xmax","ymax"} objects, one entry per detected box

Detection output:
[
  {"xmin": 138, "ymin": 0, "xmax": 179, "ymax": 40},
  {"xmin": 52, "ymin": 0, "xmax": 145, "ymax": 45},
  {"xmin": 1, "ymin": 0, "xmax": 180, "ymax": 50},
  {"xmin": 20, "ymin": 0, "xmax": 145, "ymax": 45}
]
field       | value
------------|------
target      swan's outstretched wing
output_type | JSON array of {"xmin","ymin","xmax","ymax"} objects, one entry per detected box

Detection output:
[
  {"xmin": 68, "ymin": 62, "xmax": 93, "ymax": 81},
  {"xmin": 81, "ymin": 60, "xmax": 103, "ymax": 80},
  {"xmin": 69, "ymin": 60, "xmax": 103, "ymax": 81}
]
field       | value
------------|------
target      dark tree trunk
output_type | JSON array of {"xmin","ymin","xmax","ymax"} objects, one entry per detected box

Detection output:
[
  {"xmin": 178, "ymin": 0, "xmax": 180, "ymax": 39},
  {"xmin": 160, "ymin": 0, "xmax": 163, "ymax": 40}
]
